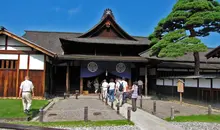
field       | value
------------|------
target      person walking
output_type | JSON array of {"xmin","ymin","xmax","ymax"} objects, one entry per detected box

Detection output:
[
  {"xmin": 131, "ymin": 81, "xmax": 139, "ymax": 112},
  {"xmin": 101, "ymin": 79, "xmax": 108, "ymax": 99},
  {"xmin": 19, "ymin": 76, "xmax": 34, "ymax": 113},
  {"xmin": 121, "ymin": 77, "xmax": 128, "ymax": 104},
  {"xmin": 94, "ymin": 78, "xmax": 99, "ymax": 94},
  {"xmin": 108, "ymin": 79, "xmax": 116, "ymax": 102},
  {"xmin": 138, "ymin": 79, "xmax": 144, "ymax": 96},
  {"xmin": 115, "ymin": 78, "xmax": 123, "ymax": 107}
]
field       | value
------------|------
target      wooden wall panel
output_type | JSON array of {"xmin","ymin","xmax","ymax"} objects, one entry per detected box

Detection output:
[
  {"xmin": 0, "ymin": 69, "xmax": 17, "ymax": 97},
  {"xmin": 0, "ymin": 71, "xmax": 4, "ymax": 96},
  {"xmin": 29, "ymin": 70, "xmax": 44, "ymax": 96}
]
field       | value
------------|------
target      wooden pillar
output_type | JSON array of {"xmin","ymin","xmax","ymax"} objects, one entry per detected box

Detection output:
[
  {"xmin": 210, "ymin": 78, "xmax": 213, "ymax": 102},
  {"xmin": 27, "ymin": 54, "xmax": 30, "ymax": 76},
  {"xmin": 80, "ymin": 78, "xmax": 83, "ymax": 94},
  {"xmin": 42, "ymin": 55, "xmax": 46, "ymax": 97},
  {"xmin": 66, "ymin": 62, "xmax": 70, "ymax": 93},
  {"xmin": 16, "ymin": 54, "xmax": 20, "ymax": 97},
  {"xmin": 49, "ymin": 64, "xmax": 53, "ymax": 95},
  {"xmin": 144, "ymin": 65, "xmax": 148, "ymax": 96},
  {"xmin": 129, "ymin": 79, "xmax": 132, "ymax": 89},
  {"xmin": 197, "ymin": 78, "xmax": 200, "ymax": 101}
]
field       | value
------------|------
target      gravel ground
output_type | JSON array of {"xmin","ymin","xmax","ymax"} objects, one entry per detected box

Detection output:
[
  {"xmin": 52, "ymin": 125, "xmax": 140, "ymax": 130},
  {"xmin": 172, "ymin": 122, "xmax": 220, "ymax": 130}
]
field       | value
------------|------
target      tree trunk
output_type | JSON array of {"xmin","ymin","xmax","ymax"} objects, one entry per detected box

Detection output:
[
  {"xmin": 193, "ymin": 52, "xmax": 200, "ymax": 76},
  {"xmin": 189, "ymin": 27, "xmax": 200, "ymax": 76}
]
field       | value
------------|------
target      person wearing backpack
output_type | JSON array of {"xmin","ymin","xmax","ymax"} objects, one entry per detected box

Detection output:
[
  {"xmin": 115, "ymin": 78, "xmax": 124, "ymax": 106},
  {"xmin": 121, "ymin": 77, "xmax": 128, "ymax": 105}
]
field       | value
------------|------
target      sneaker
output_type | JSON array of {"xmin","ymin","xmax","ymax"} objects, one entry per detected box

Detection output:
[{"xmin": 24, "ymin": 109, "xmax": 28, "ymax": 114}]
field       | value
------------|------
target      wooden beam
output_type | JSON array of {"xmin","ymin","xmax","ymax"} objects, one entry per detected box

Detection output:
[
  {"xmin": 5, "ymin": 35, "xmax": 8, "ymax": 50},
  {"xmin": 27, "ymin": 54, "xmax": 30, "ymax": 76},
  {"xmin": 66, "ymin": 62, "xmax": 70, "ymax": 93},
  {"xmin": 2, "ymin": 31, "xmax": 55, "ymax": 57},
  {"xmin": 42, "ymin": 55, "xmax": 46, "ymax": 97},
  {"xmin": 0, "ymin": 50, "xmax": 39, "ymax": 54},
  {"xmin": 16, "ymin": 54, "xmax": 20, "ymax": 97}
]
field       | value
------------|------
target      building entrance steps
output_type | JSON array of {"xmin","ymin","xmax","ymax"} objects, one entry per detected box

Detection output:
[{"xmin": 108, "ymin": 101, "xmax": 184, "ymax": 130}]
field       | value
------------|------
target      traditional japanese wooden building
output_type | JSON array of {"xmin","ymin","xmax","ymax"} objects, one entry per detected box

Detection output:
[
  {"xmin": 23, "ymin": 9, "xmax": 150, "ymax": 96},
  {"xmin": 1, "ymin": 9, "xmax": 220, "ymax": 101}
]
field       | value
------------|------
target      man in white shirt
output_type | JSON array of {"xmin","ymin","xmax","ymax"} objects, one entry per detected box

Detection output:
[
  {"xmin": 138, "ymin": 79, "xmax": 144, "ymax": 96},
  {"xmin": 101, "ymin": 79, "xmax": 108, "ymax": 99},
  {"xmin": 19, "ymin": 76, "xmax": 34, "ymax": 113},
  {"xmin": 121, "ymin": 77, "xmax": 128, "ymax": 104},
  {"xmin": 115, "ymin": 78, "xmax": 123, "ymax": 106}
]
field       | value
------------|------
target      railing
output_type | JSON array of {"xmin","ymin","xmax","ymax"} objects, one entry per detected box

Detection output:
[{"xmin": 0, "ymin": 123, "xmax": 67, "ymax": 130}]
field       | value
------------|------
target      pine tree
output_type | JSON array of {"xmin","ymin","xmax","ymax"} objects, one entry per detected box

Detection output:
[{"xmin": 149, "ymin": 0, "xmax": 220, "ymax": 75}]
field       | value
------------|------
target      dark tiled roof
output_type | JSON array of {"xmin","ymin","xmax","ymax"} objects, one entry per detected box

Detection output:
[
  {"xmin": 157, "ymin": 62, "xmax": 220, "ymax": 69},
  {"xmin": 57, "ymin": 54, "xmax": 148, "ymax": 62},
  {"xmin": 23, "ymin": 31, "xmax": 150, "ymax": 54},
  {"xmin": 60, "ymin": 37, "xmax": 148, "ymax": 45},
  {"xmin": 140, "ymin": 48, "xmax": 220, "ymax": 63},
  {"xmin": 205, "ymin": 46, "xmax": 220, "ymax": 59}
]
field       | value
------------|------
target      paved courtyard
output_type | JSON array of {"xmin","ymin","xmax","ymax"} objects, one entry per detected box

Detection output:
[
  {"xmin": 43, "ymin": 96, "xmax": 124, "ymax": 122},
  {"xmin": 130, "ymin": 98, "xmax": 220, "ymax": 119}
]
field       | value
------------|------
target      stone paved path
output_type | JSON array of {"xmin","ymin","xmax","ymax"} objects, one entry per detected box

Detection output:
[
  {"xmin": 107, "ymin": 101, "xmax": 184, "ymax": 130},
  {"xmin": 43, "ymin": 96, "xmax": 124, "ymax": 122},
  {"xmin": 131, "ymin": 98, "xmax": 220, "ymax": 119}
]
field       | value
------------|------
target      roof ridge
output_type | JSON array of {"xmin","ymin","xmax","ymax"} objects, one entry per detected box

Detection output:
[{"xmin": 24, "ymin": 30, "xmax": 83, "ymax": 34}]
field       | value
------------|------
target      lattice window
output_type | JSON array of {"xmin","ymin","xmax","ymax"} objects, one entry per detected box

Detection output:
[{"xmin": 0, "ymin": 60, "xmax": 16, "ymax": 69}]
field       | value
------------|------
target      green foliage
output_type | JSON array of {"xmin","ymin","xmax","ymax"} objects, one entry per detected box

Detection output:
[
  {"xmin": 166, "ymin": 114, "xmax": 220, "ymax": 123},
  {"xmin": 148, "ymin": 0, "xmax": 220, "ymax": 58},
  {"xmin": 0, "ymin": 99, "xmax": 48, "ymax": 118},
  {"xmin": 9, "ymin": 120, "xmax": 134, "ymax": 127}
]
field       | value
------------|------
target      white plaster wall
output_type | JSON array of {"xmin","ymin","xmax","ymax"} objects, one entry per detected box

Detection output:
[
  {"xmin": 29, "ymin": 55, "xmax": 44, "ymax": 70},
  {"xmin": 199, "ymin": 79, "xmax": 211, "ymax": 88},
  {"xmin": 8, "ymin": 37, "xmax": 25, "ymax": 46},
  {"xmin": 185, "ymin": 79, "xmax": 197, "ymax": 88},
  {"xmin": 0, "ymin": 36, "xmax": 5, "ymax": 45},
  {"xmin": 156, "ymin": 79, "xmax": 163, "ymax": 86},
  {"xmin": 213, "ymin": 79, "xmax": 220, "ymax": 89},
  {"xmin": 164, "ymin": 79, "xmax": 173, "ymax": 86},
  {"xmin": 0, "ymin": 54, "xmax": 18, "ymax": 60},
  {"xmin": 0, "ymin": 47, "xmax": 5, "ymax": 50},
  {"xmin": 19, "ymin": 55, "xmax": 28, "ymax": 69},
  {"xmin": 7, "ymin": 46, "xmax": 32, "ymax": 51}
]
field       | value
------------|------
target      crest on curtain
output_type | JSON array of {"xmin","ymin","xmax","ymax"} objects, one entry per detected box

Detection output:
[
  {"xmin": 87, "ymin": 62, "xmax": 98, "ymax": 72},
  {"xmin": 116, "ymin": 63, "xmax": 126, "ymax": 73}
]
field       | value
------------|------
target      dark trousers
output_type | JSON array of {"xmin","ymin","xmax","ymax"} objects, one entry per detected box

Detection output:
[
  {"xmin": 138, "ymin": 85, "xmax": 142, "ymax": 95},
  {"xmin": 131, "ymin": 98, "xmax": 137, "ymax": 112}
]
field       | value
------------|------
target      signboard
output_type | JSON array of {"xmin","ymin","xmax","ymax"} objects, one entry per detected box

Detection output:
[{"xmin": 177, "ymin": 79, "xmax": 184, "ymax": 93}]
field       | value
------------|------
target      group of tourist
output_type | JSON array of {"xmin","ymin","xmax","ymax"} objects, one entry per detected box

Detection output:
[{"xmin": 101, "ymin": 77, "xmax": 143, "ymax": 111}]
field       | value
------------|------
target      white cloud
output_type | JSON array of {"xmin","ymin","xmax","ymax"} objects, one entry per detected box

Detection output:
[{"xmin": 68, "ymin": 6, "xmax": 81, "ymax": 16}]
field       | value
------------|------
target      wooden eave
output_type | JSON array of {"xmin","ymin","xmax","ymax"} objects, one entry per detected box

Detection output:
[
  {"xmin": 205, "ymin": 46, "xmax": 220, "ymax": 59},
  {"xmin": 78, "ymin": 15, "xmax": 137, "ymax": 41},
  {"xmin": 57, "ymin": 54, "xmax": 149, "ymax": 62},
  {"xmin": 0, "ymin": 30, "xmax": 56, "ymax": 57}
]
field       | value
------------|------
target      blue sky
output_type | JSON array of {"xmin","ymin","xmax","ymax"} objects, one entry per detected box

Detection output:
[{"xmin": 0, "ymin": 0, "xmax": 219, "ymax": 48}]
